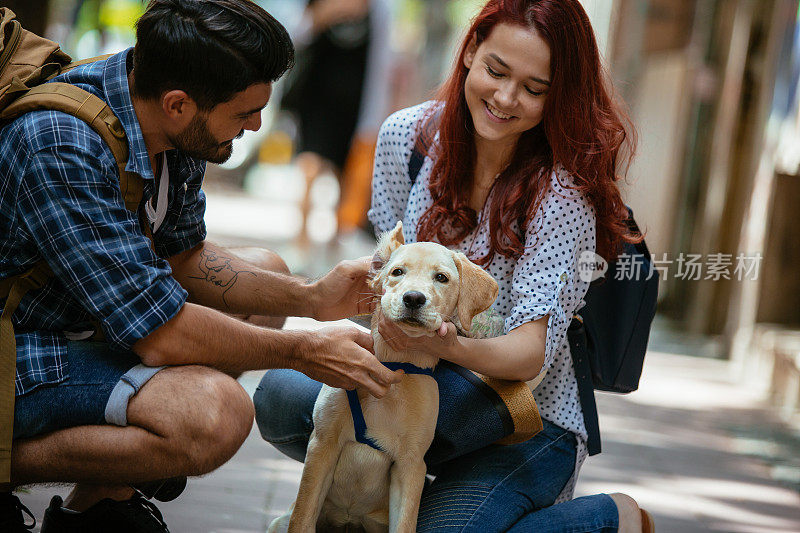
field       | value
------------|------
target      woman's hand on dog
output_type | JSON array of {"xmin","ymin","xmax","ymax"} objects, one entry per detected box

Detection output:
[
  {"xmin": 297, "ymin": 326, "xmax": 404, "ymax": 398},
  {"xmin": 310, "ymin": 257, "xmax": 377, "ymax": 322},
  {"xmin": 377, "ymin": 313, "xmax": 459, "ymax": 357}
]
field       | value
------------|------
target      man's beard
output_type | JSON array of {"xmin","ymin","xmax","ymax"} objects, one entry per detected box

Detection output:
[{"xmin": 172, "ymin": 114, "xmax": 243, "ymax": 164}]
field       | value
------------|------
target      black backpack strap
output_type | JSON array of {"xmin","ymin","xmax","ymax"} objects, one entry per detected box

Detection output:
[
  {"xmin": 408, "ymin": 130, "xmax": 428, "ymax": 184},
  {"xmin": 407, "ymin": 107, "xmax": 442, "ymax": 184},
  {"xmin": 568, "ymin": 316, "xmax": 602, "ymax": 455}
]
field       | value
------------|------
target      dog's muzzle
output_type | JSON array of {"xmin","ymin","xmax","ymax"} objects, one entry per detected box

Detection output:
[
  {"xmin": 402, "ymin": 291, "xmax": 426, "ymax": 310},
  {"xmin": 399, "ymin": 291, "xmax": 428, "ymax": 326}
]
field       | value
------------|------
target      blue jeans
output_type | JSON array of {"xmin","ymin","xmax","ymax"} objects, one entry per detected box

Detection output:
[
  {"xmin": 13, "ymin": 341, "xmax": 164, "ymax": 440},
  {"xmin": 254, "ymin": 369, "xmax": 619, "ymax": 532}
]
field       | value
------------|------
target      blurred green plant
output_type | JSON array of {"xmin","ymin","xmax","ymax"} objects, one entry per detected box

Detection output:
[
  {"xmin": 70, "ymin": 0, "xmax": 143, "ymax": 56},
  {"xmin": 447, "ymin": 0, "xmax": 484, "ymax": 27}
]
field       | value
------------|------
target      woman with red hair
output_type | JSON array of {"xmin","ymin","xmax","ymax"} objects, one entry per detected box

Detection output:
[
  {"xmin": 255, "ymin": 0, "xmax": 653, "ymax": 530},
  {"xmin": 368, "ymin": 0, "xmax": 652, "ymax": 530}
]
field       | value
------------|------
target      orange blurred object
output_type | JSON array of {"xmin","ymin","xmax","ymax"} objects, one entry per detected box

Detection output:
[{"xmin": 336, "ymin": 133, "xmax": 378, "ymax": 232}]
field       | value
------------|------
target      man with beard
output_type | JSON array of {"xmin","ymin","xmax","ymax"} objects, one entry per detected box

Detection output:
[{"xmin": 0, "ymin": 1, "xmax": 402, "ymax": 531}]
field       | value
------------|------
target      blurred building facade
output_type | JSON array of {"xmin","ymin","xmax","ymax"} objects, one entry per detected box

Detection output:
[{"xmin": 593, "ymin": 0, "xmax": 800, "ymax": 425}]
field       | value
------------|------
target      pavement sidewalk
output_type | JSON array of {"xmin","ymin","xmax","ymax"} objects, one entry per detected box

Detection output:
[
  {"xmin": 574, "ymin": 347, "xmax": 800, "ymax": 532},
  {"xmin": 16, "ymin": 316, "xmax": 800, "ymax": 532}
]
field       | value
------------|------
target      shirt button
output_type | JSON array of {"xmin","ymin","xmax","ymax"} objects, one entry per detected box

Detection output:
[{"xmin": 560, "ymin": 272, "xmax": 568, "ymax": 283}]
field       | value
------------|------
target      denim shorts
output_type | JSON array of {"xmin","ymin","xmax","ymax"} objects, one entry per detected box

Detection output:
[{"xmin": 13, "ymin": 341, "xmax": 165, "ymax": 440}]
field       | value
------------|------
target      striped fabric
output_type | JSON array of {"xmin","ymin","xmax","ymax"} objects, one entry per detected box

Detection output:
[{"xmin": 0, "ymin": 48, "xmax": 207, "ymax": 396}]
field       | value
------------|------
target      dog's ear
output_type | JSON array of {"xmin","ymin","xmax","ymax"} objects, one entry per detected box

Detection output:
[
  {"xmin": 454, "ymin": 252, "xmax": 499, "ymax": 331},
  {"xmin": 369, "ymin": 221, "xmax": 405, "ymax": 291},
  {"xmin": 375, "ymin": 221, "xmax": 405, "ymax": 263}
]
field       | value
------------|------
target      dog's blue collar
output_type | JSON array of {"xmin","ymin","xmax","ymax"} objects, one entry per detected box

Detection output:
[{"xmin": 346, "ymin": 362, "xmax": 434, "ymax": 452}]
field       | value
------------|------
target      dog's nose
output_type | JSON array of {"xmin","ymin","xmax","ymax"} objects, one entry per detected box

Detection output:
[{"xmin": 403, "ymin": 291, "xmax": 426, "ymax": 310}]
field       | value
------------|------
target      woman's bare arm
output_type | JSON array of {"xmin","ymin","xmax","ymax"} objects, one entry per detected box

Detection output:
[{"xmin": 378, "ymin": 314, "xmax": 548, "ymax": 381}]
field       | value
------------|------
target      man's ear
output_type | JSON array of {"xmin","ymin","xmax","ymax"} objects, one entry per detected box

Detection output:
[
  {"xmin": 463, "ymin": 34, "xmax": 479, "ymax": 69},
  {"xmin": 161, "ymin": 89, "xmax": 197, "ymax": 122},
  {"xmin": 454, "ymin": 252, "xmax": 498, "ymax": 331},
  {"xmin": 369, "ymin": 221, "xmax": 405, "ymax": 291}
]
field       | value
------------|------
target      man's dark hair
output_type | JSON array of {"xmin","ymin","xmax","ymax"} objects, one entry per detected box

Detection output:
[{"xmin": 133, "ymin": 0, "xmax": 294, "ymax": 109}]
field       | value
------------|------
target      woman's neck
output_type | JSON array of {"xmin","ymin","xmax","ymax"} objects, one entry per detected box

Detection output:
[{"xmin": 470, "ymin": 134, "xmax": 517, "ymax": 211}]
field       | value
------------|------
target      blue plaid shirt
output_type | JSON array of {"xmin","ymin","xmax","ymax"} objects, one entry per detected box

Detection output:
[{"xmin": 0, "ymin": 49, "xmax": 207, "ymax": 396}]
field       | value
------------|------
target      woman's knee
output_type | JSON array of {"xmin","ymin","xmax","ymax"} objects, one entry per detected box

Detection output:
[
  {"xmin": 417, "ymin": 480, "xmax": 494, "ymax": 532},
  {"xmin": 253, "ymin": 369, "xmax": 320, "ymax": 444}
]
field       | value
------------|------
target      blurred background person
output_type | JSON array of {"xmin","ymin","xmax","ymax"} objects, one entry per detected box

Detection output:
[{"xmin": 280, "ymin": 0, "xmax": 393, "ymax": 246}]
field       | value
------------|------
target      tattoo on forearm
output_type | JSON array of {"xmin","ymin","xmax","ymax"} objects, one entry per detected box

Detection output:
[{"xmin": 188, "ymin": 249, "xmax": 256, "ymax": 308}]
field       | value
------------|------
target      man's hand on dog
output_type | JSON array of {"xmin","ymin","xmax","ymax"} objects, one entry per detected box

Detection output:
[
  {"xmin": 297, "ymin": 326, "xmax": 403, "ymax": 398},
  {"xmin": 377, "ymin": 312, "xmax": 459, "ymax": 357},
  {"xmin": 310, "ymin": 257, "xmax": 376, "ymax": 322}
]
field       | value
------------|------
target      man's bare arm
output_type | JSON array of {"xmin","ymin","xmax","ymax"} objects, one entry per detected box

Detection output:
[
  {"xmin": 167, "ymin": 241, "xmax": 309, "ymax": 317},
  {"xmin": 131, "ymin": 302, "xmax": 402, "ymax": 398},
  {"xmin": 167, "ymin": 241, "xmax": 375, "ymax": 321}
]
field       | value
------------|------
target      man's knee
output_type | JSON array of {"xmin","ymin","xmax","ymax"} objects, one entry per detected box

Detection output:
[
  {"xmin": 132, "ymin": 366, "xmax": 254, "ymax": 475},
  {"xmin": 232, "ymin": 247, "xmax": 290, "ymax": 275},
  {"xmin": 230, "ymin": 247, "xmax": 290, "ymax": 329},
  {"xmin": 183, "ymin": 369, "xmax": 253, "ymax": 473}
]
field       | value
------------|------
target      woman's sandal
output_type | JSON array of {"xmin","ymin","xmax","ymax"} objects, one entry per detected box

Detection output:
[{"xmin": 640, "ymin": 509, "xmax": 655, "ymax": 532}]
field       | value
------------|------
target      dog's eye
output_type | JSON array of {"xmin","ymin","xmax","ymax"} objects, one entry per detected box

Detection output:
[
  {"xmin": 435, "ymin": 273, "xmax": 449, "ymax": 283},
  {"xmin": 391, "ymin": 268, "xmax": 404, "ymax": 276}
]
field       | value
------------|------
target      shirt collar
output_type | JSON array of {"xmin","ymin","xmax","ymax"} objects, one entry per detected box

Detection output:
[{"xmin": 101, "ymin": 48, "xmax": 155, "ymax": 181}]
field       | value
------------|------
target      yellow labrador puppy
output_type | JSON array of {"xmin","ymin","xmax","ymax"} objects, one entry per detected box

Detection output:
[{"xmin": 268, "ymin": 221, "xmax": 498, "ymax": 533}]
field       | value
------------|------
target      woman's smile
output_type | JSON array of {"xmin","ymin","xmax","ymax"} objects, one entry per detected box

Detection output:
[{"xmin": 484, "ymin": 100, "xmax": 515, "ymax": 122}]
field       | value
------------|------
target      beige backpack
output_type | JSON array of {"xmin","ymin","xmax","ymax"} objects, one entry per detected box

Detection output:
[{"xmin": 0, "ymin": 7, "xmax": 148, "ymax": 483}]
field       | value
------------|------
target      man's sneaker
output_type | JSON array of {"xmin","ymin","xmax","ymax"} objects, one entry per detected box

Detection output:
[
  {"xmin": 40, "ymin": 494, "xmax": 170, "ymax": 533},
  {"xmin": 132, "ymin": 476, "xmax": 187, "ymax": 502},
  {"xmin": 0, "ymin": 492, "xmax": 35, "ymax": 532}
]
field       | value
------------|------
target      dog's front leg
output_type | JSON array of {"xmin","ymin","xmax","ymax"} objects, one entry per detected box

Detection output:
[
  {"xmin": 388, "ymin": 458, "xmax": 428, "ymax": 533},
  {"xmin": 288, "ymin": 429, "xmax": 344, "ymax": 533}
]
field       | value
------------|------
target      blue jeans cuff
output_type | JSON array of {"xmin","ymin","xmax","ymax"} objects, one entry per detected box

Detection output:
[{"xmin": 104, "ymin": 364, "xmax": 164, "ymax": 426}]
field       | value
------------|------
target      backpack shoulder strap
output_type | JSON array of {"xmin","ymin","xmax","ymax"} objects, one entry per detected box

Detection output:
[
  {"xmin": 625, "ymin": 206, "xmax": 650, "ymax": 258},
  {"xmin": 1, "ymin": 82, "xmax": 142, "ymax": 212},
  {"xmin": 61, "ymin": 54, "xmax": 114, "ymax": 73},
  {"xmin": 407, "ymin": 107, "xmax": 442, "ymax": 184},
  {"xmin": 408, "ymin": 133, "xmax": 428, "ymax": 185},
  {"xmin": 0, "ymin": 261, "xmax": 52, "ymax": 481}
]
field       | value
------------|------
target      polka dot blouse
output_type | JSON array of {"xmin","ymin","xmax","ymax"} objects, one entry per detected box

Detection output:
[{"xmin": 368, "ymin": 101, "xmax": 597, "ymax": 502}]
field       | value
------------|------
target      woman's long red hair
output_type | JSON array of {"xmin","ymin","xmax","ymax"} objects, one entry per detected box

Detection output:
[{"xmin": 416, "ymin": 0, "xmax": 639, "ymax": 264}]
